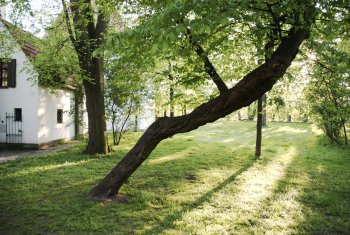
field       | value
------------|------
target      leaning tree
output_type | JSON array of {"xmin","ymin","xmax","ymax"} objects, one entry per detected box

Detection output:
[{"xmin": 86, "ymin": 0, "xmax": 322, "ymax": 200}]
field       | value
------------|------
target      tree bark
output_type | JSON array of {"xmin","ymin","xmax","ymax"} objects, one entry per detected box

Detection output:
[
  {"xmin": 87, "ymin": 26, "xmax": 310, "ymax": 200},
  {"xmin": 255, "ymin": 96, "xmax": 263, "ymax": 158},
  {"xmin": 168, "ymin": 62, "xmax": 175, "ymax": 118},
  {"xmin": 74, "ymin": 88, "xmax": 84, "ymax": 138},
  {"xmin": 262, "ymin": 93, "xmax": 267, "ymax": 126},
  {"xmin": 134, "ymin": 115, "xmax": 138, "ymax": 132},
  {"xmin": 186, "ymin": 28, "xmax": 228, "ymax": 94},
  {"xmin": 82, "ymin": 58, "xmax": 109, "ymax": 154}
]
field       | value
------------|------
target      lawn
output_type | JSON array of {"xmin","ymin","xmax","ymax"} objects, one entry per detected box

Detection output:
[{"xmin": 0, "ymin": 120, "xmax": 349, "ymax": 234}]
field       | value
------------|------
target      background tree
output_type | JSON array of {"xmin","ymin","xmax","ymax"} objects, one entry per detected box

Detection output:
[
  {"xmin": 61, "ymin": 0, "xmax": 110, "ymax": 154},
  {"xmin": 105, "ymin": 58, "xmax": 147, "ymax": 146},
  {"xmin": 306, "ymin": 40, "xmax": 350, "ymax": 145},
  {"xmin": 304, "ymin": 2, "xmax": 349, "ymax": 145}
]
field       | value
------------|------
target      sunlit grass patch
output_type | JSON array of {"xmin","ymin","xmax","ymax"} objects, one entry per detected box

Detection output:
[{"xmin": 0, "ymin": 120, "xmax": 349, "ymax": 234}]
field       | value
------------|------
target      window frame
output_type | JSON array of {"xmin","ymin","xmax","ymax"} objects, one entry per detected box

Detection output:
[
  {"xmin": 0, "ymin": 58, "xmax": 16, "ymax": 88},
  {"xmin": 14, "ymin": 108, "xmax": 22, "ymax": 122},
  {"xmin": 0, "ymin": 59, "xmax": 9, "ymax": 88},
  {"xmin": 57, "ymin": 109, "xmax": 63, "ymax": 124}
]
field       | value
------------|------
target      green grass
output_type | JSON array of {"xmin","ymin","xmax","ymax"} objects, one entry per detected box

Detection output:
[{"xmin": 0, "ymin": 120, "xmax": 349, "ymax": 234}]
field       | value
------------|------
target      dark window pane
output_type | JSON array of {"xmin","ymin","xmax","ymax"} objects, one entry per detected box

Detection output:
[
  {"xmin": 14, "ymin": 108, "xmax": 22, "ymax": 122},
  {"xmin": 1, "ymin": 60, "xmax": 9, "ymax": 87},
  {"xmin": 57, "ymin": 109, "xmax": 63, "ymax": 123}
]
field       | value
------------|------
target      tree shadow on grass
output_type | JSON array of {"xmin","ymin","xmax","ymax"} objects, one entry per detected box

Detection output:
[
  {"xmin": 290, "ymin": 146, "xmax": 350, "ymax": 233},
  {"xmin": 245, "ymin": 142, "xmax": 350, "ymax": 234},
  {"xmin": 143, "ymin": 159, "xmax": 257, "ymax": 235}
]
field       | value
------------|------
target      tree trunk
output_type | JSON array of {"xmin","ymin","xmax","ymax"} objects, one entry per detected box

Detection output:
[
  {"xmin": 112, "ymin": 118, "xmax": 116, "ymax": 146},
  {"xmin": 62, "ymin": 0, "xmax": 109, "ymax": 154},
  {"xmin": 74, "ymin": 88, "xmax": 84, "ymax": 138},
  {"xmin": 262, "ymin": 94, "xmax": 267, "ymax": 126},
  {"xmin": 255, "ymin": 96, "xmax": 263, "ymax": 158},
  {"xmin": 116, "ymin": 103, "xmax": 133, "ymax": 145},
  {"xmin": 342, "ymin": 122, "xmax": 348, "ymax": 146},
  {"xmin": 134, "ymin": 115, "xmax": 138, "ymax": 132},
  {"xmin": 87, "ymin": 26, "xmax": 310, "ymax": 200},
  {"xmin": 83, "ymin": 58, "xmax": 109, "ymax": 154},
  {"xmin": 247, "ymin": 103, "xmax": 256, "ymax": 121},
  {"xmin": 169, "ymin": 81, "xmax": 174, "ymax": 117},
  {"xmin": 169, "ymin": 63, "xmax": 175, "ymax": 118}
]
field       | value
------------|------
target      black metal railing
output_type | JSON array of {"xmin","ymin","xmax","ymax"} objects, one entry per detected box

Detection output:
[{"xmin": 6, "ymin": 112, "xmax": 23, "ymax": 144}]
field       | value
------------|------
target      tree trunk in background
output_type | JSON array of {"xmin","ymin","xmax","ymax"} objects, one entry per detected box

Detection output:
[
  {"xmin": 134, "ymin": 115, "xmax": 138, "ymax": 132},
  {"xmin": 62, "ymin": 0, "xmax": 109, "ymax": 154},
  {"xmin": 262, "ymin": 94, "xmax": 267, "ymax": 126},
  {"xmin": 342, "ymin": 122, "xmax": 348, "ymax": 146},
  {"xmin": 82, "ymin": 58, "xmax": 109, "ymax": 154},
  {"xmin": 287, "ymin": 115, "xmax": 292, "ymax": 122},
  {"xmin": 182, "ymin": 105, "xmax": 187, "ymax": 115},
  {"xmin": 74, "ymin": 88, "xmax": 84, "ymax": 138},
  {"xmin": 87, "ymin": 26, "xmax": 310, "ymax": 200},
  {"xmin": 247, "ymin": 103, "xmax": 256, "ymax": 121},
  {"xmin": 255, "ymin": 96, "xmax": 263, "ymax": 158},
  {"xmin": 169, "ymin": 74, "xmax": 174, "ymax": 118}
]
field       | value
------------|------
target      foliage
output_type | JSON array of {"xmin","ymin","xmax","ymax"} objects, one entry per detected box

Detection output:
[
  {"xmin": 1, "ymin": 121, "xmax": 350, "ymax": 234},
  {"xmin": 30, "ymin": 14, "xmax": 83, "ymax": 90},
  {"xmin": 305, "ymin": 18, "xmax": 350, "ymax": 144},
  {"xmin": 105, "ymin": 55, "xmax": 150, "ymax": 144}
]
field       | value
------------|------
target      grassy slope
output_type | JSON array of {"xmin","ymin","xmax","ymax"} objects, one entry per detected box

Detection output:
[{"xmin": 0, "ymin": 121, "xmax": 349, "ymax": 234}]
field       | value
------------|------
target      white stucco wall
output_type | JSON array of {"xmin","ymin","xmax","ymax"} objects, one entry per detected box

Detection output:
[
  {"xmin": 0, "ymin": 21, "xmax": 39, "ymax": 144},
  {"xmin": 38, "ymin": 88, "xmax": 75, "ymax": 144}
]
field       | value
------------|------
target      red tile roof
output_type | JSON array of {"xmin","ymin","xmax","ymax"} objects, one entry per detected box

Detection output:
[{"xmin": 1, "ymin": 19, "xmax": 39, "ymax": 57}]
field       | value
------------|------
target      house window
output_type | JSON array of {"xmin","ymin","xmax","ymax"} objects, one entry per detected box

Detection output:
[
  {"xmin": 57, "ymin": 109, "xmax": 63, "ymax": 123},
  {"xmin": 1, "ymin": 61, "xmax": 8, "ymax": 87},
  {"xmin": 14, "ymin": 108, "xmax": 22, "ymax": 122},
  {"xmin": 0, "ymin": 59, "xmax": 16, "ymax": 88}
]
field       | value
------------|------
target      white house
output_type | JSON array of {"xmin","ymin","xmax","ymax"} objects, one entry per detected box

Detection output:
[{"xmin": 0, "ymin": 17, "xmax": 82, "ymax": 149}]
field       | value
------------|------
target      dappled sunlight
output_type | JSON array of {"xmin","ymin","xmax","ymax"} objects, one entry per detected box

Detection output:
[
  {"xmin": 311, "ymin": 124, "xmax": 323, "ymax": 135},
  {"xmin": 268, "ymin": 125, "xmax": 308, "ymax": 134},
  {"xmin": 147, "ymin": 147, "xmax": 198, "ymax": 165},
  {"xmin": 164, "ymin": 147, "xmax": 303, "ymax": 233},
  {"xmin": 258, "ymin": 188, "xmax": 306, "ymax": 232},
  {"xmin": 6, "ymin": 159, "xmax": 94, "ymax": 177},
  {"xmin": 317, "ymin": 164, "xmax": 326, "ymax": 173},
  {"xmin": 222, "ymin": 138, "xmax": 236, "ymax": 143}
]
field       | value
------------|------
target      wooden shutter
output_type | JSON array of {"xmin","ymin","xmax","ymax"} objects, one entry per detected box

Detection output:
[{"xmin": 8, "ymin": 59, "xmax": 16, "ymax": 88}]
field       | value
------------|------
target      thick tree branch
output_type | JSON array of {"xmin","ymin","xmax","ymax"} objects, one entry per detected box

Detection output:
[
  {"xmin": 186, "ymin": 28, "xmax": 229, "ymax": 94},
  {"xmin": 95, "ymin": 13, "xmax": 109, "ymax": 48}
]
